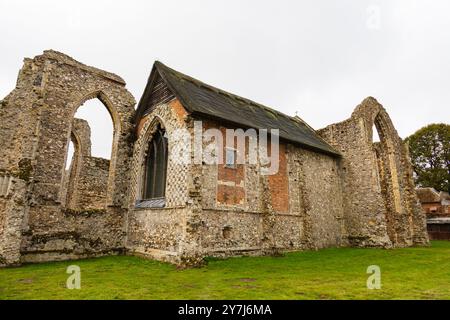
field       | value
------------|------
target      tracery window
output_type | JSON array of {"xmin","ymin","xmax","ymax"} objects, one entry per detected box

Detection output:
[{"xmin": 142, "ymin": 125, "xmax": 168, "ymax": 200}]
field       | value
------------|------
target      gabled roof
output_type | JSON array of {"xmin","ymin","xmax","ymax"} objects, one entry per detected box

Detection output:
[{"xmin": 136, "ymin": 61, "xmax": 340, "ymax": 157}]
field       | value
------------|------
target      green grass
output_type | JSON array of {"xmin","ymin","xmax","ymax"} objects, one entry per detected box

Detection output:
[{"xmin": 1, "ymin": 241, "xmax": 449, "ymax": 300}]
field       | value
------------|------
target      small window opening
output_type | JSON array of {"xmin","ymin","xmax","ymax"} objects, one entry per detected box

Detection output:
[
  {"xmin": 225, "ymin": 148, "xmax": 237, "ymax": 168},
  {"xmin": 372, "ymin": 124, "xmax": 380, "ymax": 143},
  {"xmin": 222, "ymin": 226, "xmax": 232, "ymax": 239}
]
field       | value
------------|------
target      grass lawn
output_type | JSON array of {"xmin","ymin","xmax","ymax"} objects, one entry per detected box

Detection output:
[{"xmin": 1, "ymin": 241, "xmax": 449, "ymax": 300}]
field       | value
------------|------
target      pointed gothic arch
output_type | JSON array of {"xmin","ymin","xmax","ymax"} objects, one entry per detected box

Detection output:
[
  {"xmin": 59, "ymin": 87, "xmax": 135, "ymax": 208},
  {"xmin": 361, "ymin": 104, "xmax": 414, "ymax": 245},
  {"xmin": 133, "ymin": 117, "xmax": 170, "ymax": 208},
  {"xmin": 142, "ymin": 124, "xmax": 168, "ymax": 200}
]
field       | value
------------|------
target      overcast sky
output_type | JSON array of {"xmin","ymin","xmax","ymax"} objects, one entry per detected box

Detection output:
[{"xmin": 1, "ymin": 0, "xmax": 449, "ymax": 159}]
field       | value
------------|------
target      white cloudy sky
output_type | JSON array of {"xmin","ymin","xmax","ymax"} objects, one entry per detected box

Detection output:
[{"xmin": 1, "ymin": 0, "xmax": 449, "ymax": 159}]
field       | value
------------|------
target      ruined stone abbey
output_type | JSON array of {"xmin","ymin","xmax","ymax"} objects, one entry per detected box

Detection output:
[{"xmin": 0, "ymin": 51, "xmax": 428, "ymax": 267}]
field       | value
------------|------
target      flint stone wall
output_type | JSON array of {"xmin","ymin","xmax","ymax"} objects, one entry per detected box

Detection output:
[
  {"xmin": 63, "ymin": 118, "xmax": 109, "ymax": 210},
  {"xmin": 318, "ymin": 97, "xmax": 428, "ymax": 247},
  {"xmin": 69, "ymin": 156, "xmax": 110, "ymax": 210},
  {"xmin": 0, "ymin": 176, "xmax": 27, "ymax": 266},
  {"xmin": 0, "ymin": 50, "xmax": 135, "ymax": 265},
  {"xmin": 21, "ymin": 206, "xmax": 126, "ymax": 263}
]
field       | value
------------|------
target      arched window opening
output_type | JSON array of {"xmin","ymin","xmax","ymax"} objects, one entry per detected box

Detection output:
[
  {"xmin": 372, "ymin": 117, "xmax": 384, "ymax": 194},
  {"xmin": 143, "ymin": 125, "xmax": 168, "ymax": 200},
  {"xmin": 61, "ymin": 139, "xmax": 76, "ymax": 207},
  {"xmin": 63, "ymin": 98, "xmax": 114, "ymax": 210},
  {"xmin": 372, "ymin": 124, "xmax": 380, "ymax": 143},
  {"xmin": 75, "ymin": 99, "xmax": 113, "ymax": 159},
  {"xmin": 66, "ymin": 140, "xmax": 75, "ymax": 170}
]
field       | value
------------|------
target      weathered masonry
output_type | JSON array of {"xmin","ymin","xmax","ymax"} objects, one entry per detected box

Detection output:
[
  {"xmin": 0, "ymin": 51, "xmax": 135, "ymax": 265},
  {"xmin": 0, "ymin": 51, "xmax": 428, "ymax": 267}
]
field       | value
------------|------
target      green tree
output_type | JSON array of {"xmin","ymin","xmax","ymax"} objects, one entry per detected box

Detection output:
[{"xmin": 405, "ymin": 123, "xmax": 450, "ymax": 192}]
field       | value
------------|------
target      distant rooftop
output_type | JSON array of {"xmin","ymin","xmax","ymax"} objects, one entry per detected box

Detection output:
[{"xmin": 417, "ymin": 187, "xmax": 450, "ymax": 204}]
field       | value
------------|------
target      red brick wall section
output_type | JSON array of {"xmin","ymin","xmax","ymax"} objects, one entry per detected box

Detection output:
[
  {"xmin": 137, "ymin": 98, "xmax": 187, "ymax": 134},
  {"xmin": 422, "ymin": 202, "xmax": 450, "ymax": 216},
  {"xmin": 210, "ymin": 122, "xmax": 289, "ymax": 211},
  {"xmin": 422, "ymin": 203, "xmax": 441, "ymax": 214},
  {"xmin": 216, "ymin": 126, "xmax": 245, "ymax": 206},
  {"xmin": 268, "ymin": 142, "xmax": 289, "ymax": 213},
  {"xmin": 170, "ymin": 99, "xmax": 188, "ymax": 124}
]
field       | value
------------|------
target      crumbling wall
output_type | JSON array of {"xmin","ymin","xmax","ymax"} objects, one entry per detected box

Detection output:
[
  {"xmin": 286, "ymin": 146, "xmax": 345, "ymax": 250},
  {"xmin": 64, "ymin": 118, "xmax": 94, "ymax": 209},
  {"xmin": 21, "ymin": 206, "xmax": 126, "ymax": 263},
  {"xmin": 126, "ymin": 207, "xmax": 187, "ymax": 264},
  {"xmin": 70, "ymin": 156, "xmax": 110, "ymax": 210},
  {"xmin": 0, "ymin": 176, "xmax": 27, "ymax": 265},
  {"xmin": 63, "ymin": 119, "xmax": 109, "ymax": 210},
  {"xmin": 0, "ymin": 200, "xmax": 5, "ymax": 236},
  {"xmin": 0, "ymin": 57, "xmax": 43, "ymax": 265},
  {"xmin": 0, "ymin": 50, "xmax": 135, "ymax": 266},
  {"xmin": 0, "ymin": 63, "xmax": 42, "ymax": 174},
  {"xmin": 319, "ymin": 97, "xmax": 429, "ymax": 247}
]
